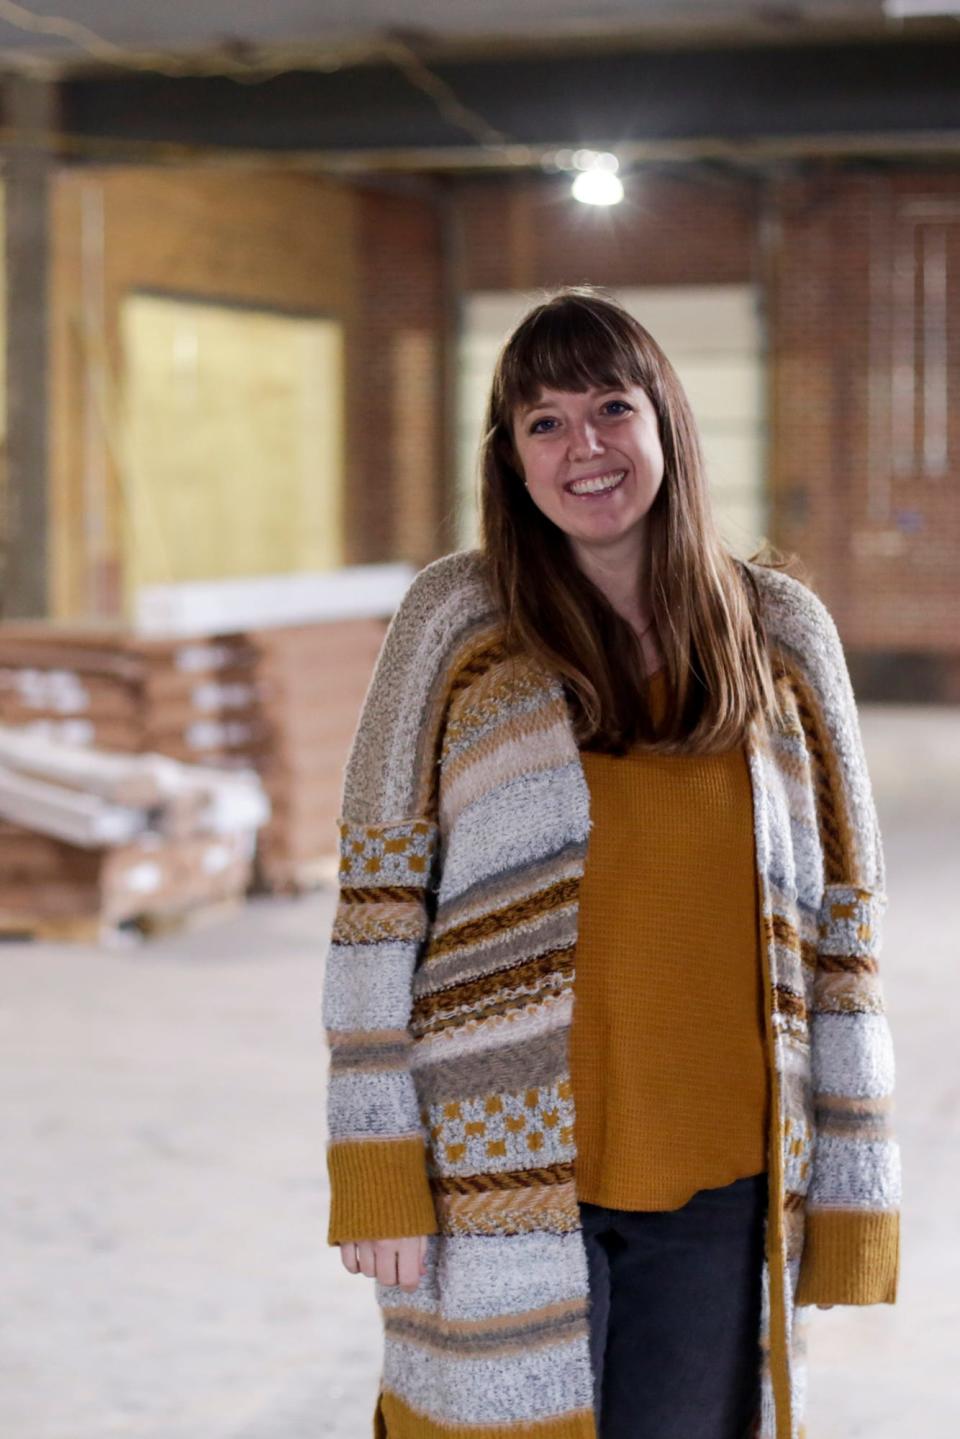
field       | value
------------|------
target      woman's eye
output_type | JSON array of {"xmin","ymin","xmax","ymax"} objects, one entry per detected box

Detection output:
[{"xmin": 529, "ymin": 401, "xmax": 631, "ymax": 434}]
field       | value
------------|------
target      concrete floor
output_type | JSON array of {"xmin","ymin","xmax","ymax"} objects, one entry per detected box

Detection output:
[{"xmin": 2, "ymin": 702, "xmax": 957, "ymax": 1438}]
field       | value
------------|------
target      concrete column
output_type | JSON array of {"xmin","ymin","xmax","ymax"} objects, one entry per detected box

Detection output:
[{"xmin": 2, "ymin": 76, "xmax": 58, "ymax": 618}]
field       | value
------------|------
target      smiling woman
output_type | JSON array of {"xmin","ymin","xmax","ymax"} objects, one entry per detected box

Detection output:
[
  {"xmin": 510, "ymin": 383, "xmax": 666, "ymax": 626},
  {"xmin": 481, "ymin": 285, "xmax": 780, "ymax": 755},
  {"xmin": 324, "ymin": 284, "xmax": 900, "ymax": 1439}
]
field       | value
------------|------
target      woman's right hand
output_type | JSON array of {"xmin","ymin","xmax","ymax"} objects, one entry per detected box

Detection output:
[{"xmin": 338, "ymin": 1234, "xmax": 430, "ymax": 1293}]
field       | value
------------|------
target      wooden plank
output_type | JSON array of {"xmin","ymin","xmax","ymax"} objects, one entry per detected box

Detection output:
[
  {"xmin": 0, "ymin": 762, "xmax": 145, "ymax": 847},
  {"xmin": 134, "ymin": 563, "xmax": 414, "ymax": 636},
  {"xmin": 0, "ymin": 725, "xmax": 165, "ymax": 805},
  {"xmin": 0, "ymin": 913, "xmax": 106, "ymax": 943},
  {"xmin": 0, "ymin": 895, "xmax": 248, "ymax": 944}
]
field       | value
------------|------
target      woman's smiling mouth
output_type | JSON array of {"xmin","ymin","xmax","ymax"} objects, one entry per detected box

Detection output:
[{"xmin": 566, "ymin": 469, "xmax": 627, "ymax": 498}]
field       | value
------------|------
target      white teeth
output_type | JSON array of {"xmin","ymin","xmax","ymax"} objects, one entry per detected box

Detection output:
[{"xmin": 568, "ymin": 470, "xmax": 625, "ymax": 496}]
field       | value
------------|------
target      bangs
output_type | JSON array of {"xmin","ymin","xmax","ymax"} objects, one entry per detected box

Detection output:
[{"xmin": 497, "ymin": 299, "xmax": 652, "ymax": 417}]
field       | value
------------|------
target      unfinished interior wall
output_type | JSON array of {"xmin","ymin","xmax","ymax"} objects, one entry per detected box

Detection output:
[
  {"xmin": 449, "ymin": 167, "xmax": 959, "ymax": 688},
  {"xmin": 120, "ymin": 294, "xmax": 344, "ymax": 600},
  {"xmin": 42, "ymin": 159, "xmax": 960, "ymax": 686},
  {"xmin": 47, "ymin": 167, "xmax": 426, "ymax": 621},
  {"xmin": 770, "ymin": 170, "xmax": 960, "ymax": 669}
]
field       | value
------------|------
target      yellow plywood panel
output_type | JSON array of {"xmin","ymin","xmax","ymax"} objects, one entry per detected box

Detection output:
[
  {"xmin": 393, "ymin": 328, "xmax": 438, "ymax": 563},
  {"xmin": 0, "ymin": 179, "xmax": 6, "ymax": 436},
  {"xmin": 120, "ymin": 294, "xmax": 343, "ymax": 602},
  {"xmin": 0, "ymin": 178, "xmax": 6, "ymax": 520}
]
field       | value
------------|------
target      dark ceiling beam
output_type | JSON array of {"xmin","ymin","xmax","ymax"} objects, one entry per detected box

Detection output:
[{"xmin": 49, "ymin": 39, "xmax": 960, "ymax": 164}]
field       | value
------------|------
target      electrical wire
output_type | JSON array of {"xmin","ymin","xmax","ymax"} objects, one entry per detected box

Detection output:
[
  {"xmin": 0, "ymin": 7, "xmax": 952, "ymax": 172},
  {"xmin": 0, "ymin": 3, "xmax": 517, "ymax": 150},
  {"xmin": 0, "ymin": 0, "xmax": 128, "ymax": 65},
  {"xmin": 0, "ymin": 8, "xmax": 518, "ymax": 164}
]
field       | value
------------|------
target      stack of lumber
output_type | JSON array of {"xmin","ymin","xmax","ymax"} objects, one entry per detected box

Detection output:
[
  {"xmin": 0, "ymin": 726, "xmax": 268, "ymax": 939},
  {"xmin": 0, "ymin": 565, "xmax": 414, "ymax": 897},
  {"xmin": 247, "ymin": 617, "xmax": 388, "ymax": 892},
  {"xmin": 0, "ymin": 616, "xmax": 389, "ymax": 897},
  {"xmin": 0, "ymin": 622, "xmax": 263, "ymax": 763},
  {"xmin": 131, "ymin": 562, "xmax": 413, "ymax": 890}
]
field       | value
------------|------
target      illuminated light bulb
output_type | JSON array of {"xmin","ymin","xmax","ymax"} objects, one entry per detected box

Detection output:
[{"xmin": 571, "ymin": 169, "xmax": 625, "ymax": 206}]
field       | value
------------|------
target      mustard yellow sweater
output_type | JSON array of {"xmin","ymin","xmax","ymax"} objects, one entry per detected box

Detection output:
[{"xmin": 571, "ymin": 665, "xmax": 770, "ymax": 1210}]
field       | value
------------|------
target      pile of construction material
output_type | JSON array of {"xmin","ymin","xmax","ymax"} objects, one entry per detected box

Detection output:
[
  {"xmin": 133, "ymin": 563, "xmax": 413, "ymax": 891},
  {"xmin": 0, "ymin": 725, "xmax": 268, "ymax": 940},
  {"xmin": 0, "ymin": 563, "xmax": 414, "ymax": 903},
  {"xmin": 247, "ymin": 617, "xmax": 388, "ymax": 891},
  {"xmin": 0, "ymin": 623, "xmax": 262, "ymax": 762}
]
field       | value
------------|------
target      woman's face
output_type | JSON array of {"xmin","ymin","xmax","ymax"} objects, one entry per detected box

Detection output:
[{"xmin": 509, "ymin": 382, "xmax": 665, "ymax": 562}]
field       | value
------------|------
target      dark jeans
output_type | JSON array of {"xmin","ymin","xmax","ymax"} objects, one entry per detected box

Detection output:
[{"xmin": 579, "ymin": 1171, "xmax": 767, "ymax": 1439}]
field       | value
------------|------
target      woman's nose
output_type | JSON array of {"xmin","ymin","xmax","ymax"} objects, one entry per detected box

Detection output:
[{"xmin": 567, "ymin": 422, "xmax": 604, "ymax": 460}]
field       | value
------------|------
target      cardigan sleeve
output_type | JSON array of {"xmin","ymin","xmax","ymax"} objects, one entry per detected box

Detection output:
[
  {"xmin": 791, "ymin": 589, "xmax": 901, "ymax": 1307},
  {"xmin": 322, "ymin": 562, "xmax": 459, "ymax": 1247}
]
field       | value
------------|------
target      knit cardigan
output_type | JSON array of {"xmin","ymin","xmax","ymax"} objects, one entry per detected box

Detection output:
[{"xmin": 322, "ymin": 547, "xmax": 901, "ymax": 1439}]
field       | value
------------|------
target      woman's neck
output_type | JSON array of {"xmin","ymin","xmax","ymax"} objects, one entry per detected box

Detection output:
[{"xmin": 569, "ymin": 538, "xmax": 653, "ymax": 637}]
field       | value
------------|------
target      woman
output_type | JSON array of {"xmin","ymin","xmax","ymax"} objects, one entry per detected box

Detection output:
[{"xmin": 323, "ymin": 285, "xmax": 900, "ymax": 1439}]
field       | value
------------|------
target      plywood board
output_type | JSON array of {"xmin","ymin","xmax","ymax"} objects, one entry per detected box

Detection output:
[{"xmin": 120, "ymin": 294, "xmax": 345, "ymax": 600}]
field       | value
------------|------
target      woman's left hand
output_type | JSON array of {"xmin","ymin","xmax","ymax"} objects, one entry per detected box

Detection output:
[{"xmin": 816, "ymin": 1304, "xmax": 834, "ymax": 1310}]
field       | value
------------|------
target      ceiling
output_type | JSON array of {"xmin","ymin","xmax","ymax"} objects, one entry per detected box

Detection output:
[
  {"xmin": 2, "ymin": 1, "xmax": 956, "ymax": 172},
  {"xmin": 0, "ymin": 0, "xmax": 954, "ymax": 74}
]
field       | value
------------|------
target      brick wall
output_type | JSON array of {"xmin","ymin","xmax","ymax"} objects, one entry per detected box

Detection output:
[
  {"xmin": 352, "ymin": 186, "xmax": 446, "ymax": 566},
  {"xmin": 375, "ymin": 164, "xmax": 960, "ymax": 697},
  {"xmin": 46, "ymin": 161, "xmax": 959, "ymax": 695},
  {"xmin": 769, "ymin": 170, "xmax": 960, "ymax": 686},
  {"xmin": 50, "ymin": 166, "xmax": 364, "ymax": 615}
]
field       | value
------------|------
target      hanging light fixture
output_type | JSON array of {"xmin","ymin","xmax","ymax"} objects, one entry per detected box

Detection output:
[{"xmin": 569, "ymin": 150, "xmax": 624, "ymax": 206}]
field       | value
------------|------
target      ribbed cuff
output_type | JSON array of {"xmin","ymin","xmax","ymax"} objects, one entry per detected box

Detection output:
[
  {"xmin": 326, "ymin": 1135, "xmax": 439, "ymax": 1246},
  {"xmin": 795, "ymin": 1207, "xmax": 900, "ymax": 1306}
]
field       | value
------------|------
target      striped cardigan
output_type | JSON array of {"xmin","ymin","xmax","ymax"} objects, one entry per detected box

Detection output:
[{"xmin": 322, "ymin": 547, "xmax": 900, "ymax": 1439}]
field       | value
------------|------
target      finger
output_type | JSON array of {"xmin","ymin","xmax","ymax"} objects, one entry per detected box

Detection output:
[
  {"xmin": 356, "ymin": 1240, "xmax": 376, "ymax": 1279},
  {"xmin": 375, "ymin": 1241, "xmax": 399, "ymax": 1287},
  {"xmin": 420, "ymin": 1235, "xmax": 429, "ymax": 1271},
  {"xmin": 340, "ymin": 1242, "xmax": 359, "ymax": 1274},
  {"xmin": 397, "ymin": 1243, "xmax": 420, "ymax": 1293}
]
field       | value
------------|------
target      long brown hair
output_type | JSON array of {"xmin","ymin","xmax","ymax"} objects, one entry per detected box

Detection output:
[{"xmin": 477, "ymin": 284, "xmax": 808, "ymax": 755}]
